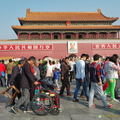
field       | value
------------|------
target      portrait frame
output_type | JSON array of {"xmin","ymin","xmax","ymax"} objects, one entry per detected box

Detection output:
[{"xmin": 68, "ymin": 41, "xmax": 78, "ymax": 53}]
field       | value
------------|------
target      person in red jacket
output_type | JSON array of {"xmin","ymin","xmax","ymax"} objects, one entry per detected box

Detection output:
[{"xmin": 0, "ymin": 60, "xmax": 6, "ymax": 87}]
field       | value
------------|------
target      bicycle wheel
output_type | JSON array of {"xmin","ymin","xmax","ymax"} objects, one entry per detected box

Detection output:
[{"xmin": 31, "ymin": 93, "xmax": 52, "ymax": 116}]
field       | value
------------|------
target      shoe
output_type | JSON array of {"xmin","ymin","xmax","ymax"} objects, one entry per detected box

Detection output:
[
  {"xmin": 111, "ymin": 99, "xmax": 119, "ymax": 102},
  {"xmin": 58, "ymin": 108, "xmax": 62, "ymax": 112},
  {"xmin": 89, "ymin": 104, "xmax": 96, "ymax": 108},
  {"xmin": 73, "ymin": 99, "xmax": 79, "ymax": 102},
  {"xmin": 80, "ymin": 95, "xmax": 86, "ymax": 98},
  {"xmin": 105, "ymin": 104, "xmax": 113, "ymax": 108},
  {"xmin": 24, "ymin": 110, "xmax": 33, "ymax": 113},
  {"xmin": 11, "ymin": 101, "xmax": 15, "ymax": 106},
  {"xmin": 94, "ymin": 95, "xmax": 97, "ymax": 98},
  {"xmin": 59, "ymin": 94, "xmax": 65, "ymax": 97},
  {"xmin": 11, "ymin": 106, "xmax": 19, "ymax": 114},
  {"xmin": 67, "ymin": 94, "xmax": 73, "ymax": 97},
  {"xmin": 24, "ymin": 107, "xmax": 33, "ymax": 113},
  {"xmin": 115, "ymin": 96, "xmax": 120, "ymax": 99}
]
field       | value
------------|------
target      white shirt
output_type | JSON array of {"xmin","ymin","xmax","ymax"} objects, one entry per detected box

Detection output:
[
  {"xmin": 69, "ymin": 61, "xmax": 75, "ymax": 71},
  {"xmin": 46, "ymin": 63, "xmax": 53, "ymax": 77}
]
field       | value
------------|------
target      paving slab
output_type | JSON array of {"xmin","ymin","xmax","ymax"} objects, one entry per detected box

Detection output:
[{"xmin": 0, "ymin": 81, "xmax": 120, "ymax": 120}]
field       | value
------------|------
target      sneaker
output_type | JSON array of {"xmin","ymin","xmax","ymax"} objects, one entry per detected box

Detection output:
[
  {"xmin": 24, "ymin": 107, "xmax": 33, "ymax": 113},
  {"xmin": 58, "ymin": 108, "xmax": 62, "ymax": 112},
  {"xmin": 59, "ymin": 94, "xmax": 65, "ymax": 97},
  {"xmin": 111, "ymin": 99, "xmax": 119, "ymax": 102},
  {"xmin": 24, "ymin": 110, "xmax": 33, "ymax": 113},
  {"xmin": 73, "ymin": 99, "xmax": 79, "ymax": 102},
  {"xmin": 80, "ymin": 95, "xmax": 86, "ymax": 98},
  {"xmin": 115, "ymin": 96, "xmax": 120, "ymax": 99},
  {"xmin": 11, "ymin": 106, "xmax": 19, "ymax": 114},
  {"xmin": 67, "ymin": 94, "xmax": 73, "ymax": 97},
  {"xmin": 89, "ymin": 104, "xmax": 96, "ymax": 108},
  {"xmin": 105, "ymin": 104, "xmax": 113, "ymax": 108}
]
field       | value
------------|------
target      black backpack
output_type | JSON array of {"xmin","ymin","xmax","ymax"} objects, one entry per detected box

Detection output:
[{"xmin": 90, "ymin": 63, "xmax": 99, "ymax": 83}]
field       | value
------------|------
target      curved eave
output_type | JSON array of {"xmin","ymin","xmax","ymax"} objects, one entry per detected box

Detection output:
[
  {"xmin": 12, "ymin": 25, "xmax": 120, "ymax": 31},
  {"xmin": 18, "ymin": 17, "xmax": 118, "ymax": 22}
]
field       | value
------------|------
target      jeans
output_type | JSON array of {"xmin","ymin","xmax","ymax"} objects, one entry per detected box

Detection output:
[
  {"xmin": 74, "ymin": 78, "xmax": 89, "ymax": 100},
  {"xmin": 14, "ymin": 88, "xmax": 30, "ymax": 110},
  {"xmin": 7, "ymin": 74, "xmax": 11, "ymax": 86},
  {"xmin": 89, "ymin": 82, "xmax": 107, "ymax": 107},
  {"xmin": 0, "ymin": 76, "xmax": 6, "ymax": 87},
  {"xmin": 115, "ymin": 78, "xmax": 120, "ymax": 98},
  {"xmin": 55, "ymin": 79, "xmax": 60, "ymax": 89},
  {"xmin": 81, "ymin": 77, "xmax": 91, "ymax": 96}
]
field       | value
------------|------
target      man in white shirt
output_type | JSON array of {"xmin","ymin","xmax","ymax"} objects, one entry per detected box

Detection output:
[{"xmin": 69, "ymin": 58, "xmax": 75, "ymax": 84}]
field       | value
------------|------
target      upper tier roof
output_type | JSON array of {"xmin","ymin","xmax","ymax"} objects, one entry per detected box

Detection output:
[{"xmin": 18, "ymin": 9, "xmax": 118, "ymax": 22}]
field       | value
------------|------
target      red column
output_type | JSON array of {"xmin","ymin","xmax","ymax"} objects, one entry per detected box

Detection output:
[
  {"xmin": 28, "ymin": 33, "xmax": 31, "ymax": 39},
  {"xmin": 50, "ymin": 33, "xmax": 52, "ymax": 39},
  {"xmin": 97, "ymin": 33, "xmax": 99, "ymax": 39},
  {"xmin": 61, "ymin": 33, "xmax": 64, "ymax": 39},
  {"xmin": 118, "ymin": 31, "xmax": 120, "ymax": 38},
  {"xmin": 76, "ymin": 33, "xmax": 78, "ymax": 39},
  {"xmin": 107, "ymin": 32, "xmax": 110, "ymax": 39},
  {"xmin": 86, "ymin": 33, "xmax": 89, "ymax": 39},
  {"xmin": 40, "ymin": 33, "xmax": 42, "ymax": 39},
  {"xmin": 18, "ymin": 33, "xmax": 20, "ymax": 39}
]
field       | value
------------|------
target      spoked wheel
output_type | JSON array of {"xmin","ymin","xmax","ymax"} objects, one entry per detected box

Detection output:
[{"xmin": 31, "ymin": 93, "xmax": 52, "ymax": 116}]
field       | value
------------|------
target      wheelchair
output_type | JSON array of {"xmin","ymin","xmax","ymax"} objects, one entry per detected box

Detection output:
[{"xmin": 31, "ymin": 77, "xmax": 60, "ymax": 116}]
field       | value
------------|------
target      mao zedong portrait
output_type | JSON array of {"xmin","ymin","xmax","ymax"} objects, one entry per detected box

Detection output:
[{"xmin": 68, "ymin": 42, "xmax": 78, "ymax": 53}]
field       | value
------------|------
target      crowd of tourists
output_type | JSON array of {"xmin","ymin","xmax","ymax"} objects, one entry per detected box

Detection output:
[{"xmin": 0, "ymin": 53, "xmax": 120, "ymax": 114}]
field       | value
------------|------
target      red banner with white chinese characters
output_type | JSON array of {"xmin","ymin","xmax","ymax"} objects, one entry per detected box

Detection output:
[
  {"xmin": 92, "ymin": 43, "xmax": 120, "ymax": 49},
  {"xmin": 0, "ymin": 44, "xmax": 53, "ymax": 51}
]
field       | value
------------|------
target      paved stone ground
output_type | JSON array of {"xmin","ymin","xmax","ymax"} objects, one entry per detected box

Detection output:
[{"xmin": 0, "ymin": 81, "xmax": 120, "ymax": 120}]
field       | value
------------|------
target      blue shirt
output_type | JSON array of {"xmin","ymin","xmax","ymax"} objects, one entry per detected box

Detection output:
[
  {"xmin": 75, "ymin": 59, "xmax": 85, "ymax": 79},
  {"xmin": 54, "ymin": 70, "xmax": 60, "ymax": 79}
]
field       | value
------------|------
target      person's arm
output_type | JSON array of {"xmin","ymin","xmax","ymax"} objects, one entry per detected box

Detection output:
[
  {"xmin": 61, "ymin": 64, "xmax": 65, "ymax": 80},
  {"xmin": 10, "ymin": 67, "xmax": 19, "ymax": 85},
  {"xmin": 42, "ymin": 61, "xmax": 47, "ymax": 66},
  {"xmin": 112, "ymin": 63, "xmax": 120, "ymax": 71},
  {"xmin": 81, "ymin": 61, "xmax": 85, "ymax": 82}
]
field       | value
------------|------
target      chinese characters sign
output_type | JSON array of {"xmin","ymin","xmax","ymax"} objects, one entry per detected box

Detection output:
[
  {"xmin": 92, "ymin": 44, "xmax": 120, "ymax": 49},
  {"xmin": 0, "ymin": 44, "xmax": 53, "ymax": 51}
]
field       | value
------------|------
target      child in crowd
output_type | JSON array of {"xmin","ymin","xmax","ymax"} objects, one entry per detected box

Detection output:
[{"xmin": 53, "ymin": 68, "xmax": 60, "ymax": 90}]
